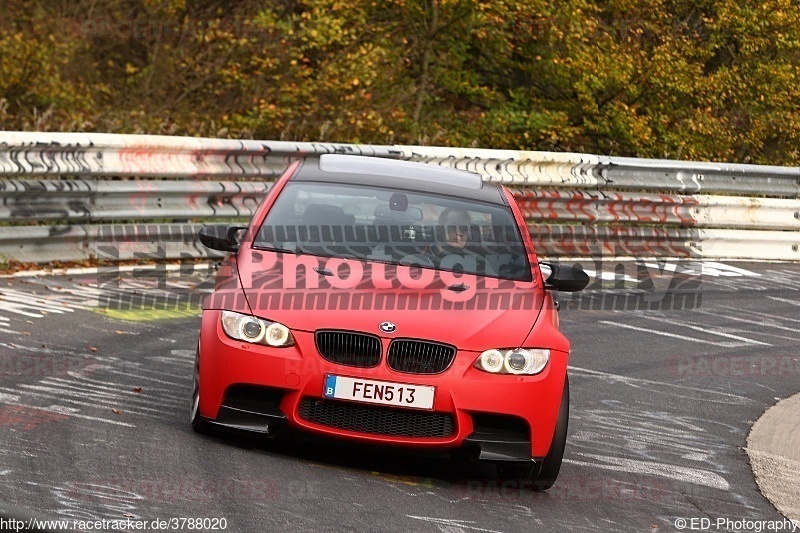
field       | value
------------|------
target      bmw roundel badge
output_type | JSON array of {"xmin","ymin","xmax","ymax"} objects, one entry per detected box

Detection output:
[{"xmin": 379, "ymin": 321, "xmax": 397, "ymax": 333}]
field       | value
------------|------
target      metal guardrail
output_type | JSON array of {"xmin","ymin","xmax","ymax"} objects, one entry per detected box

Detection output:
[
  {"xmin": 0, "ymin": 132, "xmax": 399, "ymax": 177},
  {"xmin": 0, "ymin": 132, "xmax": 798, "ymax": 263},
  {"xmin": 0, "ymin": 179, "xmax": 272, "ymax": 222}
]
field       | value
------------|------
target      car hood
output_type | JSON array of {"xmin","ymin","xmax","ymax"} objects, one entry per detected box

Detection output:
[{"xmin": 235, "ymin": 252, "xmax": 545, "ymax": 352}]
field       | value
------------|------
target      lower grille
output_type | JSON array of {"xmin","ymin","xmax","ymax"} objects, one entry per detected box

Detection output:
[
  {"xmin": 387, "ymin": 339, "xmax": 456, "ymax": 374},
  {"xmin": 221, "ymin": 384, "xmax": 285, "ymax": 415},
  {"xmin": 298, "ymin": 398, "xmax": 455, "ymax": 438}
]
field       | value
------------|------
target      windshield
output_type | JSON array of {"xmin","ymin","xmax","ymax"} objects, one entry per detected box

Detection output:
[{"xmin": 254, "ymin": 182, "xmax": 532, "ymax": 281}]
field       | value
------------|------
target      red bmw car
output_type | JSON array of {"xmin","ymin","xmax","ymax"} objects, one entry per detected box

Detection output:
[{"xmin": 192, "ymin": 154, "xmax": 588, "ymax": 490}]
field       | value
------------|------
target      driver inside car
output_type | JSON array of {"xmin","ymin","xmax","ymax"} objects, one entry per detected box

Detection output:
[
  {"xmin": 417, "ymin": 208, "xmax": 492, "ymax": 277},
  {"xmin": 430, "ymin": 208, "xmax": 472, "ymax": 257}
]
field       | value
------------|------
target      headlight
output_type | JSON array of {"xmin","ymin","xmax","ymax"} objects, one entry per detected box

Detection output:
[
  {"xmin": 220, "ymin": 311, "xmax": 295, "ymax": 347},
  {"xmin": 474, "ymin": 348, "xmax": 550, "ymax": 375},
  {"xmin": 478, "ymin": 349, "xmax": 505, "ymax": 373}
]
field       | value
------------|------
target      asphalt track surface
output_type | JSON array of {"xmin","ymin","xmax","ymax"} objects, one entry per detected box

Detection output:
[{"xmin": 0, "ymin": 260, "xmax": 798, "ymax": 532}]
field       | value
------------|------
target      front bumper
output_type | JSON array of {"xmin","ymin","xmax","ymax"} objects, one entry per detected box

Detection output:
[{"xmin": 197, "ymin": 310, "xmax": 567, "ymax": 459}]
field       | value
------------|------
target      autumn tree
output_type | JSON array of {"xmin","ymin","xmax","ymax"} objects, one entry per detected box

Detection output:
[{"xmin": 2, "ymin": 0, "xmax": 800, "ymax": 165}]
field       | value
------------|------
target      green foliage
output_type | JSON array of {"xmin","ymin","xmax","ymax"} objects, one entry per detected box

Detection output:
[
  {"xmin": 0, "ymin": 9, "xmax": 96, "ymax": 130},
  {"xmin": 1, "ymin": 0, "xmax": 800, "ymax": 164}
]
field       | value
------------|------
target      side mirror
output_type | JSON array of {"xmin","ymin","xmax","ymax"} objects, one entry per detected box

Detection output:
[
  {"xmin": 199, "ymin": 224, "xmax": 247, "ymax": 253},
  {"xmin": 540, "ymin": 262, "xmax": 590, "ymax": 292}
]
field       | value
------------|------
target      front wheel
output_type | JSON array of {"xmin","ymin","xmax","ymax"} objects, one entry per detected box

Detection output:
[
  {"xmin": 190, "ymin": 344, "xmax": 212, "ymax": 435},
  {"xmin": 496, "ymin": 377, "xmax": 569, "ymax": 491}
]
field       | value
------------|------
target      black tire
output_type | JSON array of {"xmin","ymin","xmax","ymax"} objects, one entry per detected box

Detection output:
[
  {"xmin": 496, "ymin": 376, "xmax": 569, "ymax": 491},
  {"xmin": 190, "ymin": 344, "xmax": 213, "ymax": 435}
]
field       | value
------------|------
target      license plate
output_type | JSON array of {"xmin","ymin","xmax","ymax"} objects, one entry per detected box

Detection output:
[{"xmin": 323, "ymin": 375, "xmax": 435, "ymax": 410}]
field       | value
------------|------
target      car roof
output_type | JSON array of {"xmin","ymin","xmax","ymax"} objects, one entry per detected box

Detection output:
[{"xmin": 290, "ymin": 154, "xmax": 507, "ymax": 205}]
